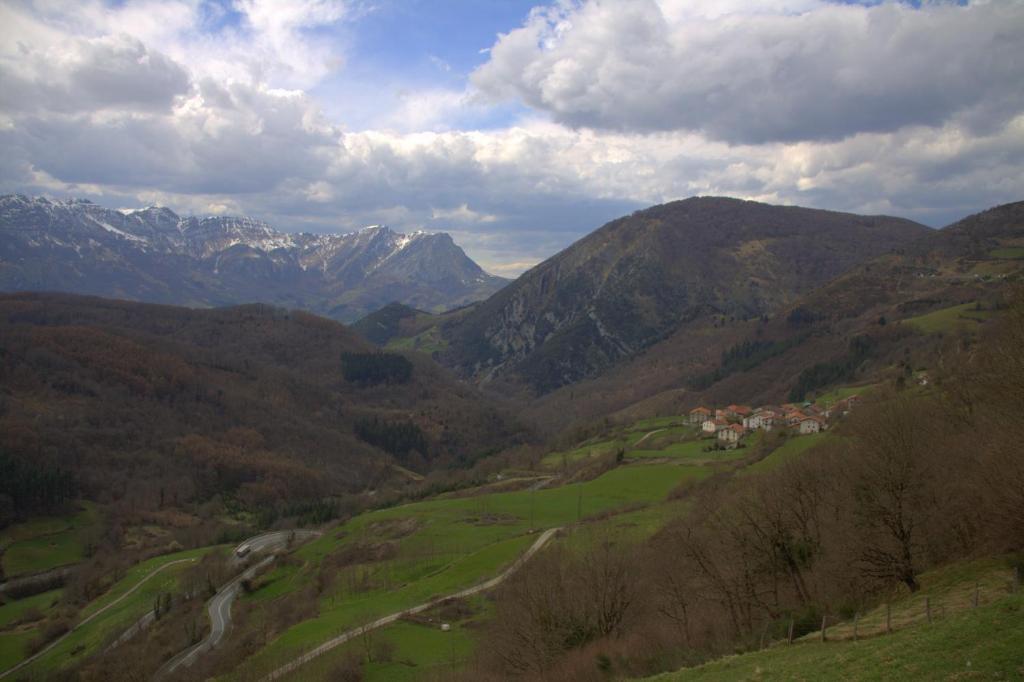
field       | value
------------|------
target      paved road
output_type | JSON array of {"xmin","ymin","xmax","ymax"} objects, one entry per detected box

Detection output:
[
  {"xmin": 155, "ymin": 555, "xmax": 275, "ymax": 678},
  {"xmin": 154, "ymin": 529, "xmax": 321, "ymax": 679},
  {"xmin": 0, "ymin": 557, "xmax": 198, "ymax": 680},
  {"xmin": 231, "ymin": 530, "xmax": 321, "ymax": 566},
  {"xmin": 260, "ymin": 526, "xmax": 562, "ymax": 682}
]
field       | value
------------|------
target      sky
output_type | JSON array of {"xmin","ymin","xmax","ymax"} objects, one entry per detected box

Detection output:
[{"xmin": 1, "ymin": 1, "xmax": 1022, "ymax": 277}]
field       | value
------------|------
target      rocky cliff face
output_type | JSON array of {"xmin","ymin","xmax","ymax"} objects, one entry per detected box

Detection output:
[
  {"xmin": 439, "ymin": 197, "xmax": 931, "ymax": 393},
  {"xmin": 0, "ymin": 195, "xmax": 507, "ymax": 321}
]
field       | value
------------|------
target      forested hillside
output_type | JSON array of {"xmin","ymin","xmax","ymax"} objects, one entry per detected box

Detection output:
[
  {"xmin": 0, "ymin": 293, "xmax": 527, "ymax": 529},
  {"xmin": 436, "ymin": 197, "xmax": 929, "ymax": 394}
]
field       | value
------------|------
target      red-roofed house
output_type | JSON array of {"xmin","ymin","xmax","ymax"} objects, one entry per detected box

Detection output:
[
  {"xmin": 726, "ymin": 404, "xmax": 753, "ymax": 418},
  {"xmin": 688, "ymin": 406, "xmax": 712, "ymax": 424}
]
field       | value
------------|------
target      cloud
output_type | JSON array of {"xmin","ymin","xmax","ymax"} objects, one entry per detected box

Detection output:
[
  {"xmin": 0, "ymin": 30, "xmax": 190, "ymax": 114},
  {"xmin": 431, "ymin": 203, "xmax": 499, "ymax": 224},
  {"xmin": 471, "ymin": 0, "xmax": 1024, "ymax": 144},
  {"xmin": 0, "ymin": 0, "xmax": 1022, "ymax": 278}
]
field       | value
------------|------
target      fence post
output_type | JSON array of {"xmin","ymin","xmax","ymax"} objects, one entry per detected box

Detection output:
[
  {"xmin": 787, "ymin": 619, "xmax": 794, "ymax": 644},
  {"xmin": 1015, "ymin": 566, "xmax": 1021, "ymax": 593},
  {"xmin": 820, "ymin": 613, "xmax": 827, "ymax": 643},
  {"xmin": 853, "ymin": 612, "xmax": 859, "ymax": 641},
  {"xmin": 973, "ymin": 582, "xmax": 980, "ymax": 608},
  {"xmin": 885, "ymin": 603, "xmax": 892, "ymax": 634},
  {"xmin": 760, "ymin": 621, "xmax": 769, "ymax": 650},
  {"xmin": 925, "ymin": 596, "xmax": 932, "ymax": 624}
]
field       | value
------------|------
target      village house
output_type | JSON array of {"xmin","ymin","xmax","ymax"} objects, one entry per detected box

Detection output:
[
  {"xmin": 717, "ymin": 423, "xmax": 745, "ymax": 449},
  {"xmin": 798, "ymin": 416, "xmax": 826, "ymax": 434},
  {"xmin": 688, "ymin": 406, "xmax": 712, "ymax": 424},
  {"xmin": 725, "ymin": 404, "xmax": 752, "ymax": 419},
  {"xmin": 744, "ymin": 409, "xmax": 778, "ymax": 431},
  {"xmin": 703, "ymin": 418, "xmax": 730, "ymax": 435},
  {"xmin": 785, "ymin": 411, "xmax": 807, "ymax": 427}
]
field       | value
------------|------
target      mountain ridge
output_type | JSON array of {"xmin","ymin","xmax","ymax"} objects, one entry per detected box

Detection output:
[
  {"xmin": 435, "ymin": 196, "xmax": 932, "ymax": 394},
  {"xmin": 0, "ymin": 194, "xmax": 508, "ymax": 322}
]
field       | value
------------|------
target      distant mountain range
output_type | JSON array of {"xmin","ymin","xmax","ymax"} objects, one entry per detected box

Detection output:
[{"xmin": 0, "ymin": 195, "xmax": 508, "ymax": 322}]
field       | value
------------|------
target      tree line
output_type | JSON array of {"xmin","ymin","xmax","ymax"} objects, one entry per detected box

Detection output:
[{"xmin": 0, "ymin": 451, "xmax": 77, "ymax": 526}]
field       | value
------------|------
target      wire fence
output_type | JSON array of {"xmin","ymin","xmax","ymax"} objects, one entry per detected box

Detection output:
[{"xmin": 767, "ymin": 565, "xmax": 1022, "ymax": 648}]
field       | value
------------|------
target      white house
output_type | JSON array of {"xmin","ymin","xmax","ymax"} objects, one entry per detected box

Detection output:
[{"xmin": 717, "ymin": 424, "xmax": 745, "ymax": 449}]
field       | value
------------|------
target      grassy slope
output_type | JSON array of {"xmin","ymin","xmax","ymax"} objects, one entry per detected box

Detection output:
[
  {"xmin": 743, "ymin": 432, "xmax": 831, "ymax": 475},
  {"xmin": 0, "ymin": 504, "xmax": 99, "ymax": 578},
  {"xmin": 11, "ymin": 546, "xmax": 217, "ymax": 676},
  {"xmin": 648, "ymin": 591, "xmax": 1024, "ymax": 681},
  {"xmin": 229, "ymin": 462, "xmax": 706, "ymax": 679},
  {"xmin": 904, "ymin": 302, "xmax": 992, "ymax": 334}
]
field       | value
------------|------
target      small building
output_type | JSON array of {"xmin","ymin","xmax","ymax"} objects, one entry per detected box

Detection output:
[
  {"xmin": 717, "ymin": 424, "xmax": 745, "ymax": 449},
  {"xmin": 701, "ymin": 418, "xmax": 718, "ymax": 434},
  {"xmin": 783, "ymin": 411, "xmax": 804, "ymax": 427},
  {"xmin": 798, "ymin": 416, "xmax": 825, "ymax": 434},
  {"xmin": 744, "ymin": 409, "xmax": 775, "ymax": 430},
  {"xmin": 688, "ymin": 406, "xmax": 712, "ymax": 424},
  {"xmin": 726, "ymin": 404, "xmax": 753, "ymax": 418}
]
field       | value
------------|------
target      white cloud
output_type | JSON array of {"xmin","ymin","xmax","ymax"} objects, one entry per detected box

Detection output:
[
  {"xmin": 472, "ymin": 0, "xmax": 1024, "ymax": 143},
  {"xmin": 431, "ymin": 203, "xmax": 499, "ymax": 224},
  {"xmin": 0, "ymin": 0, "xmax": 1022, "ymax": 277}
]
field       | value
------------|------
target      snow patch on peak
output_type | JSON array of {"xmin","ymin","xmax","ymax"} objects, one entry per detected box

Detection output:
[{"xmin": 85, "ymin": 214, "xmax": 148, "ymax": 244}]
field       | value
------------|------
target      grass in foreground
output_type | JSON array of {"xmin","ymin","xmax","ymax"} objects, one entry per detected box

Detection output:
[{"xmin": 648, "ymin": 590, "xmax": 1024, "ymax": 681}]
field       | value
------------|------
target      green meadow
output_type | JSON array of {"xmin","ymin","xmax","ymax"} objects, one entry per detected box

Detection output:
[
  {"xmin": 0, "ymin": 504, "xmax": 99, "ymax": 578},
  {"xmin": 743, "ymin": 432, "xmax": 831, "ymax": 474},
  {"xmin": 990, "ymin": 246, "xmax": 1024, "ymax": 259},
  {"xmin": 228, "ymin": 461, "xmax": 706, "ymax": 679},
  {"xmin": 12, "ymin": 545, "xmax": 217, "ymax": 676},
  {"xmin": 904, "ymin": 302, "xmax": 992, "ymax": 334}
]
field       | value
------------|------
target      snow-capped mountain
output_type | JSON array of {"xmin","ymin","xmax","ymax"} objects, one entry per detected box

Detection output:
[{"xmin": 0, "ymin": 195, "xmax": 508, "ymax": 321}]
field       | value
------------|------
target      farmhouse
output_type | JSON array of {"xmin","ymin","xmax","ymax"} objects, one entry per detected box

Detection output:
[
  {"xmin": 688, "ymin": 406, "xmax": 712, "ymax": 424},
  {"xmin": 717, "ymin": 424, "xmax": 745, "ymax": 449}
]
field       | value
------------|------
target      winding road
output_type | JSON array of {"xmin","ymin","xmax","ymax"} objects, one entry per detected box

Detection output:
[
  {"xmin": 154, "ymin": 530, "xmax": 321, "ymax": 679},
  {"xmin": 260, "ymin": 526, "xmax": 562, "ymax": 682}
]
